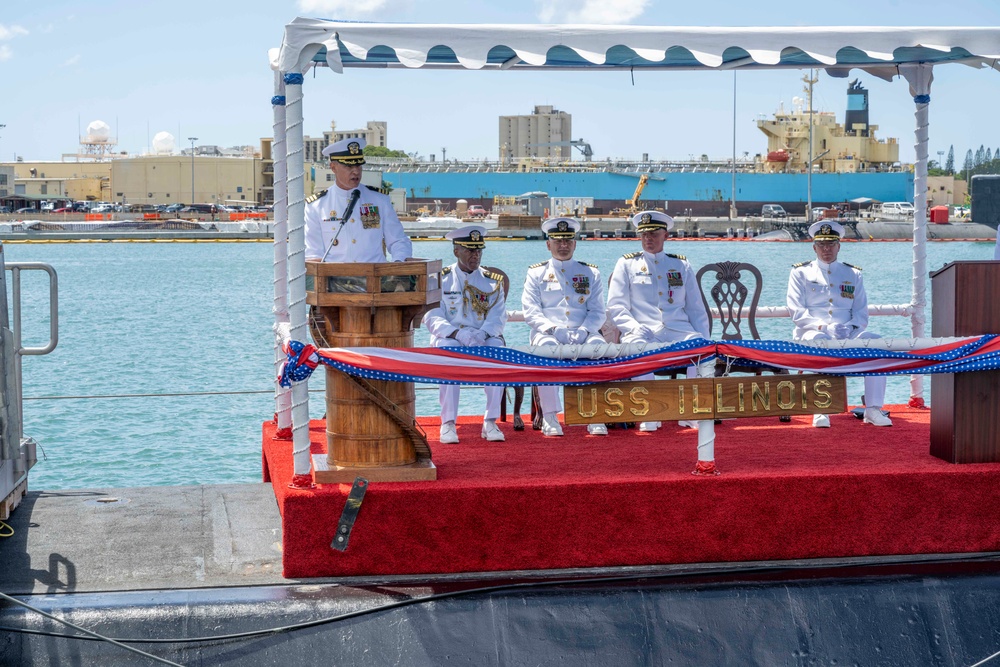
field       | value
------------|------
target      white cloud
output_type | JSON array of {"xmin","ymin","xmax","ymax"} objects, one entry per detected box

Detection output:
[
  {"xmin": 0, "ymin": 24, "xmax": 29, "ymax": 41},
  {"xmin": 297, "ymin": 0, "xmax": 392, "ymax": 16},
  {"xmin": 0, "ymin": 45, "xmax": 11, "ymax": 62},
  {"xmin": 62, "ymin": 54, "xmax": 81, "ymax": 67},
  {"xmin": 536, "ymin": 0, "xmax": 649, "ymax": 23}
]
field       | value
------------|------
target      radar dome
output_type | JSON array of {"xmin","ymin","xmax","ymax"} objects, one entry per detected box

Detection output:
[
  {"xmin": 152, "ymin": 131, "xmax": 176, "ymax": 154},
  {"xmin": 85, "ymin": 120, "xmax": 112, "ymax": 143}
]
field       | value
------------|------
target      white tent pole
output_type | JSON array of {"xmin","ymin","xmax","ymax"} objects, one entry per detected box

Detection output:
[
  {"xmin": 900, "ymin": 63, "xmax": 934, "ymax": 406},
  {"xmin": 284, "ymin": 71, "xmax": 313, "ymax": 482},
  {"xmin": 271, "ymin": 72, "xmax": 292, "ymax": 435}
]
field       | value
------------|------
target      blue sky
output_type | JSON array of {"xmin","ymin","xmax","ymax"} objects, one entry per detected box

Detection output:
[{"xmin": 1, "ymin": 0, "xmax": 999, "ymax": 165}]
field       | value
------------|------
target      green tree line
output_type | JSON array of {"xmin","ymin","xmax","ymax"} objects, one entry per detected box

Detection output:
[{"xmin": 930, "ymin": 144, "xmax": 1000, "ymax": 180}]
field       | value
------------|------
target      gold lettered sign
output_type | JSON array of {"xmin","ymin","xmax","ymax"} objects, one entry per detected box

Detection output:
[{"xmin": 564, "ymin": 374, "xmax": 846, "ymax": 424}]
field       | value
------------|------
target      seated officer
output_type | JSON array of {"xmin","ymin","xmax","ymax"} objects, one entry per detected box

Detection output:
[
  {"xmin": 607, "ymin": 210, "xmax": 710, "ymax": 432},
  {"xmin": 522, "ymin": 217, "xmax": 608, "ymax": 437},
  {"xmin": 304, "ymin": 137, "xmax": 412, "ymax": 264},
  {"xmin": 422, "ymin": 226, "xmax": 508, "ymax": 443},
  {"xmin": 787, "ymin": 220, "xmax": 892, "ymax": 427}
]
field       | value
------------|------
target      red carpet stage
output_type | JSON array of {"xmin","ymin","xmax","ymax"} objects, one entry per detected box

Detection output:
[{"xmin": 263, "ymin": 405, "xmax": 1000, "ymax": 579}]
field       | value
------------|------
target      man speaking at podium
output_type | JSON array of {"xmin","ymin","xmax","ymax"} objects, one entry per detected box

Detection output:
[{"xmin": 304, "ymin": 137, "xmax": 412, "ymax": 263}]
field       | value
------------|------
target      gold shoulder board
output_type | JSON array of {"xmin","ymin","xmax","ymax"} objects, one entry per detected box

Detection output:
[
  {"xmin": 666, "ymin": 253, "xmax": 686, "ymax": 261},
  {"xmin": 442, "ymin": 266, "xmax": 452, "ymax": 275},
  {"xmin": 365, "ymin": 184, "xmax": 390, "ymax": 195},
  {"xmin": 529, "ymin": 261, "xmax": 547, "ymax": 269},
  {"xmin": 580, "ymin": 261, "xmax": 598, "ymax": 269},
  {"xmin": 488, "ymin": 271, "xmax": 505, "ymax": 282},
  {"xmin": 305, "ymin": 188, "xmax": 327, "ymax": 204},
  {"xmin": 844, "ymin": 262, "xmax": 863, "ymax": 271},
  {"xmin": 623, "ymin": 251, "xmax": 642, "ymax": 259}
]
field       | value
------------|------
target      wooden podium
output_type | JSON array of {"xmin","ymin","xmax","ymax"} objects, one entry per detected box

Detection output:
[
  {"xmin": 306, "ymin": 259, "xmax": 441, "ymax": 482},
  {"xmin": 930, "ymin": 260, "xmax": 1000, "ymax": 463}
]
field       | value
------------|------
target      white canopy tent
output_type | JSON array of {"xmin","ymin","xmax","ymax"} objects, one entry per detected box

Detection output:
[{"xmin": 270, "ymin": 21, "xmax": 1000, "ymax": 477}]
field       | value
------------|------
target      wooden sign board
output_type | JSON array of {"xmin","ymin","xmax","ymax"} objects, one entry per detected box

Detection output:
[{"xmin": 564, "ymin": 375, "xmax": 847, "ymax": 424}]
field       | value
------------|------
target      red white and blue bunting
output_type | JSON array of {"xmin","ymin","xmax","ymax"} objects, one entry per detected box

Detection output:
[{"xmin": 279, "ymin": 335, "xmax": 1000, "ymax": 388}]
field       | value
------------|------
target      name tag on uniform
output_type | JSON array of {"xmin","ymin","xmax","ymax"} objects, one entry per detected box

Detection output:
[{"xmin": 632, "ymin": 272, "xmax": 652, "ymax": 284}]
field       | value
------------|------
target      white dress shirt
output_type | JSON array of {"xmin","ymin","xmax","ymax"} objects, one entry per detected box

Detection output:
[{"xmin": 786, "ymin": 259, "xmax": 868, "ymax": 339}]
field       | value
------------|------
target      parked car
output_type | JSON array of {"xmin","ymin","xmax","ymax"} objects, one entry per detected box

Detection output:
[
  {"xmin": 761, "ymin": 204, "xmax": 787, "ymax": 218},
  {"xmin": 164, "ymin": 203, "xmax": 186, "ymax": 213},
  {"xmin": 0, "ymin": 206, "xmax": 10, "ymax": 214},
  {"xmin": 467, "ymin": 205, "xmax": 488, "ymax": 218},
  {"xmin": 15, "ymin": 207, "xmax": 37, "ymax": 214},
  {"xmin": 51, "ymin": 207, "xmax": 74, "ymax": 214}
]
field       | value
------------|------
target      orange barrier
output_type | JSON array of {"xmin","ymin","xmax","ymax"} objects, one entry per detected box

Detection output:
[
  {"xmin": 84, "ymin": 213, "xmax": 109, "ymax": 221},
  {"xmin": 143, "ymin": 213, "xmax": 161, "ymax": 220}
]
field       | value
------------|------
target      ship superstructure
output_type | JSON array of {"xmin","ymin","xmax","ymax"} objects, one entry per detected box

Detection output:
[{"xmin": 756, "ymin": 78, "xmax": 900, "ymax": 173}]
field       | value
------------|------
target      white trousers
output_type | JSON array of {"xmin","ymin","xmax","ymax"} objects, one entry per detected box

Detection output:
[
  {"xmin": 799, "ymin": 329, "xmax": 886, "ymax": 407},
  {"xmin": 434, "ymin": 336, "xmax": 505, "ymax": 423},
  {"xmin": 533, "ymin": 332, "xmax": 607, "ymax": 414},
  {"xmin": 621, "ymin": 329, "xmax": 715, "ymax": 461}
]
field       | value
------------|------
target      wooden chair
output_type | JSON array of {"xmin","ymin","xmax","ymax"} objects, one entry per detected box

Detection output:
[{"xmin": 695, "ymin": 260, "xmax": 791, "ymax": 421}]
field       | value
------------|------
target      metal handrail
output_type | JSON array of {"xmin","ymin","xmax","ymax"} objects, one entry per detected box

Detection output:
[{"xmin": 9, "ymin": 262, "xmax": 59, "ymax": 356}]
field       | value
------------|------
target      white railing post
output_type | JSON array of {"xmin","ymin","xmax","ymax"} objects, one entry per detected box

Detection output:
[
  {"xmin": 284, "ymin": 71, "xmax": 313, "ymax": 482},
  {"xmin": 900, "ymin": 63, "xmax": 933, "ymax": 406},
  {"xmin": 271, "ymin": 72, "xmax": 292, "ymax": 436}
]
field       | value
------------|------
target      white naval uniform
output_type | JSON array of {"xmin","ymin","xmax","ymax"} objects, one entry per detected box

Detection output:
[
  {"xmin": 607, "ymin": 251, "xmax": 710, "ymax": 343},
  {"xmin": 422, "ymin": 263, "xmax": 508, "ymax": 423},
  {"xmin": 522, "ymin": 257, "xmax": 606, "ymax": 414},
  {"xmin": 304, "ymin": 184, "xmax": 412, "ymax": 263},
  {"xmin": 786, "ymin": 258, "xmax": 886, "ymax": 407},
  {"xmin": 608, "ymin": 249, "xmax": 715, "ymax": 457}
]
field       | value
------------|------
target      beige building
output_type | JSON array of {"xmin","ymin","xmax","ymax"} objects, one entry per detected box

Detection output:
[
  {"xmin": 4, "ymin": 161, "xmax": 112, "ymax": 200},
  {"xmin": 110, "ymin": 155, "xmax": 259, "ymax": 206},
  {"xmin": 0, "ymin": 166, "xmax": 14, "ymax": 199},
  {"xmin": 1, "ymin": 155, "xmax": 263, "ymax": 207},
  {"xmin": 927, "ymin": 175, "xmax": 968, "ymax": 208},
  {"xmin": 499, "ymin": 105, "xmax": 572, "ymax": 163}
]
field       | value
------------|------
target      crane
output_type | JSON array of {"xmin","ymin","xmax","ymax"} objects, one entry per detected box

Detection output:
[
  {"xmin": 625, "ymin": 174, "xmax": 649, "ymax": 212},
  {"xmin": 522, "ymin": 139, "xmax": 594, "ymax": 161}
]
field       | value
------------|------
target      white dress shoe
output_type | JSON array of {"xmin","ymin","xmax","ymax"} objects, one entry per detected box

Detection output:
[
  {"xmin": 481, "ymin": 419, "xmax": 505, "ymax": 442},
  {"xmin": 587, "ymin": 423, "xmax": 608, "ymax": 436},
  {"xmin": 638, "ymin": 421, "xmax": 660, "ymax": 432},
  {"xmin": 541, "ymin": 412, "xmax": 563, "ymax": 436},
  {"xmin": 863, "ymin": 407, "xmax": 893, "ymax": 427},
  {"xmin": 812, "ymin": 414, "xmax": 831, "ymax": 428},
  {"xmin": 439, "ymin": 421, "xmax": 459, "ymax": 444},
  {"xmin": 678, "ymin": 420, "xmax": 698, "ymax": 429}
]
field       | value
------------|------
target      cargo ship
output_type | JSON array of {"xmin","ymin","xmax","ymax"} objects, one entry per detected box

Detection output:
[{"xmin": 372, "ymin": 78, "xmax": 924, "ymax": 218}]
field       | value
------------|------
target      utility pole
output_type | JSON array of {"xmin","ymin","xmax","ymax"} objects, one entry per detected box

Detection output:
[{"xmin": 188, "ymin": 137, "xmax": 198, "ymax": 205}]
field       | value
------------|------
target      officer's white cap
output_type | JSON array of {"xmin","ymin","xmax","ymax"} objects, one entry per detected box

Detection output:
[
  {"xmin": 541, "ymin": 217, "xmax": 580, "ymax": 238},
  {"xmin": 631, "ymin": 210, "xmax": 673, "ymax": 231},
  {"xmin": 809, "ymin": 220, "xmax": 845, "ymax": 240},
  {"xmin": 446, "ymin": 225, "xmax": 487, "ymax": 248},
  {"xmin": 322, "ymin": 138, "xmax": 367, "ymax": 164}
]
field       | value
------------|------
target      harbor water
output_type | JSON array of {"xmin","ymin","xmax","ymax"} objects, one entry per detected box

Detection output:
[{"xmin": 8, "ymin": 238, "xmax": 997, "ymax": 491}]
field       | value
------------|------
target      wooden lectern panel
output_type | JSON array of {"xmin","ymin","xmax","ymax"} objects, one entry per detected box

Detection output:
[{"xmin": 930, "ymin": 261, "xmax": 1000, "ymax": 463}]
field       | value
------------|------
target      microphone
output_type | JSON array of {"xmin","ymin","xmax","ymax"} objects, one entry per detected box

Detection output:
[
  {"xmin": 341, "ymin": 189, "xmax": 361, "ymax": 225},
  {"xmin": 320, "ymin": 189, "xmax": 362, "ymax": 262}
]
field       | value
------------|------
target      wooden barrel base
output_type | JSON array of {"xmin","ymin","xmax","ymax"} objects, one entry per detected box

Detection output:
[{"xmin": 312, "ymin": 454, "xmax": 437, "ymax": 483}]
